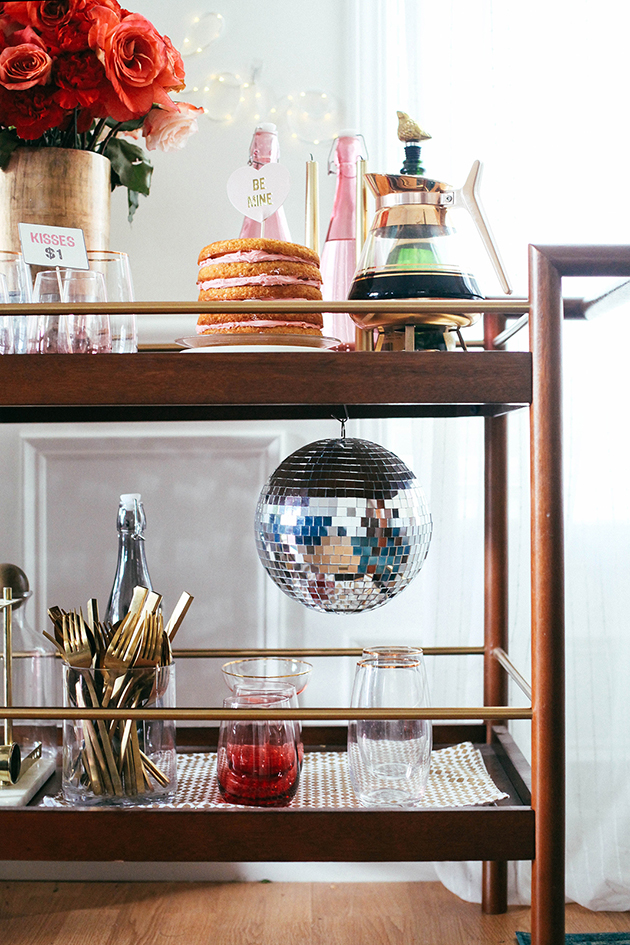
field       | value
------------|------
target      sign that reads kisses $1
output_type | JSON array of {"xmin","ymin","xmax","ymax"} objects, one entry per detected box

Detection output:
[{"xmin": 18, "ymin": 222, "xmax": 89, "ymax": 270}]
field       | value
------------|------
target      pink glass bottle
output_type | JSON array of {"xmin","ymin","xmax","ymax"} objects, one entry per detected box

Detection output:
[
  {"xmin": 239, "ymin": 123, "xmax": 291, "ymax": 241},
  {"xmin": 320, "ymin": 131, "xmax": 367, "ymax": 350}
]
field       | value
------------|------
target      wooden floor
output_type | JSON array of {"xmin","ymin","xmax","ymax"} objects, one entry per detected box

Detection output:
[{"xmin": 1, "ymin": 881, "xmax": 630, "ymax": 945}]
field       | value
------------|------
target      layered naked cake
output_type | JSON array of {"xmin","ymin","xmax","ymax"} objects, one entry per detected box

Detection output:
[{"xmin": 196, "ymin": 238, "xmax": 323, "ymax": 336}]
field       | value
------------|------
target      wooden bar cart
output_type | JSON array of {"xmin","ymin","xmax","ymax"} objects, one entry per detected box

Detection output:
[{"xmin": 1, "ymin": 245, "xmax": 628, "ymax": 945}]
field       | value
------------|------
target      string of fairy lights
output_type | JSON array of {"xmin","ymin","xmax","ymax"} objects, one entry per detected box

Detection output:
[{"xmin": 179, "ymin": 11, "xmax": 341, "ymax": 144}]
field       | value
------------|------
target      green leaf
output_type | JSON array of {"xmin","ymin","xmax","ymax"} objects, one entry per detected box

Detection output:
[
  {"xmin": 104, "ymin": 137, "xmax": 153, "ymax": 196},
  {"xmin": 127, "ymin": 188, "xmax": 141, "ymax": 224},
  {"xmin": 0, "ymin": 130, "xmax": 20, "ymax": 170},
  {"xmin": 109, "ymin": 165, "xmax": 122, "ymax": 192},
  {"xmin": 105, "ymin": 117, "xmax": 146, "ymax": 132}
]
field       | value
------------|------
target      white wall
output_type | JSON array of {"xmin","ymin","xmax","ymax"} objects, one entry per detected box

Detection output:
[
  {"xmin": 109, "ymin": 0, "xmax": 355, "ymax": 309},
  {"xmin": 0, "ymin": 0, "xmax": 440, "ymax": 884}
]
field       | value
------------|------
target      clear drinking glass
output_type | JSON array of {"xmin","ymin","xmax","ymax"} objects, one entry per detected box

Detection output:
[
  {"xmin": 347, "ymin": 656, "xmax": 432, "ymax": 807},
  {"xmin": 31, "ymin": 269, "xmax": 66, "ymax": 353},
  {"xmin": 222, "ymin": 658, "xmax": 310, "ymax": 771},
  {"xmin": 59, "ymin": 269, "xmax": 109, "ymax": 353},
  {"xmin": 362, "ymin": 645, "xmax": 425, "ymax": 662},
  {"xmin": 221, "ymin": 657, "xmax": 312, "ymax": 696},
  {"xmin": 4, "ymin": 576, "xmax": 58, "ymax": 759},
  {"xmin": 87, "ymin": 250, "xmax": 137, "ymax": 353},
  {"xmin": 62, "ymin": 664, "xmax": 177, "ymax": 805},
  {"xmin": 0, "ymin": 273, "xmax": 12, "ymax": 354},
  {"xmin": 32, "ymin": 269, "xmax": 109, "ymax": 353},
  {"xmin": 217, "ymin": 689, "xmax": 300, "ymax": 807},
  {"xmin": 233, "ymin": 681, "xmax": 304, "ymax": 770},
  {"xmin": 0, "ymin": 250, "xmax": 31, "ymax": 353}
]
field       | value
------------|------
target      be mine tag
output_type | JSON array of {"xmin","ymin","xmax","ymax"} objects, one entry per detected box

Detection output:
[
  {"xmin": 18, "ymin": 222, "xmax": 89, "ymax": 270},
  {"xmin": 227, "ymin": 163, "xmax": 291, "ymax": 222}
]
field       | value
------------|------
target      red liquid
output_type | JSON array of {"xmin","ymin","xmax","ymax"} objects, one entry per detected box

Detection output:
[{"xmin": 217, "ymin": 742, "xmax": 300, "ymax": 807}]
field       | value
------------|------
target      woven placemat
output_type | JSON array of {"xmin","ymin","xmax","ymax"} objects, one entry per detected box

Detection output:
[{"xmin": 41, "ymin": 741, "xmax": 508, "ymax": 809}]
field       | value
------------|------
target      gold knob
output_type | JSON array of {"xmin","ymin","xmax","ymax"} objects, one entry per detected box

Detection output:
[{"xmin": 0, "ymin": 742, "xmax": 21, "ymax": 785}]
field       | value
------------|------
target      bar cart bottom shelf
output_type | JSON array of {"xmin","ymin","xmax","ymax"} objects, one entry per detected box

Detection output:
[{"xmin": 0, "ymin": 725, "xmax": 534, "ymax": 865}]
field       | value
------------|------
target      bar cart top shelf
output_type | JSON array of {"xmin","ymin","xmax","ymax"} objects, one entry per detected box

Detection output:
[{"xmin": 0, "ymin": 349, "xmax": 532, "ymax": 422}]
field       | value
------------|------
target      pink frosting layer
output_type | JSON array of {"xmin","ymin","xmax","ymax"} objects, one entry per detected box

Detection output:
[
  {"xmin": 196, "ymin": 320, "xmax": 318, "ymax": 334},
  {"xmin": 199, "ymin": 250, "xmax": 309, "ymax": 267},
  {"xmin": 198, "ymin": 275, "xmax": 321, "ymax": 290}
]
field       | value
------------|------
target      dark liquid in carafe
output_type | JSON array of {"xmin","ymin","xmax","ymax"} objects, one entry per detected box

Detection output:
[{"xmin": 348, "ymin": 270, "xmax": 482, "ymax": 301}]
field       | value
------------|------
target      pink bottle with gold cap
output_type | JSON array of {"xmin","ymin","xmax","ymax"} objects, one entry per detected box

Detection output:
[
  {"xmin": 239, "ymin": 123, "xmax": 291, "ymax": 241},
  {"xmin": 320, "ymin": 131, "xmax": 367, "ymax": 349}
]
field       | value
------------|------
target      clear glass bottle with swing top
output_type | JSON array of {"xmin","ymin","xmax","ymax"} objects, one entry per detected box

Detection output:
[{"xmin": 104, "ymin": 494, "xmax": 153, "ymax": 627}]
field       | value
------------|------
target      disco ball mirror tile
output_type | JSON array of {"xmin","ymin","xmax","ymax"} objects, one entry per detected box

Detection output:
[{"xmin": 254, "ymin": 438, "xmax": 432, "ymax": 613}]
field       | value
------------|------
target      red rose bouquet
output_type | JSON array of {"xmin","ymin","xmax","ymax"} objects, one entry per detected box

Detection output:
[{"xmin": 0, "ymin": 1, "xmax": 202, "ymax": 219}]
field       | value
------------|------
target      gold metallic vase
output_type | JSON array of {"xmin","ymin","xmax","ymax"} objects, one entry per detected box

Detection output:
[{"xmin": 0, "ymin": 148, "xmax": 111, "ymax": 253}]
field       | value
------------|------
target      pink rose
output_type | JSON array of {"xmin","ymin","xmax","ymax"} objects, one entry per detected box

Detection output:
[
  {"xmin": 0, "ymin": 41, "xmax": 52, "ymax": 89},
  {"xmin": 143, "ymin": 102, "xmax": 202, "ymax": 152}
]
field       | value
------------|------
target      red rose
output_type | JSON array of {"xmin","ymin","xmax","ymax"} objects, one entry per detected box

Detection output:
[
  {"xmin": 100, "ymin": 13, "xmax": 181, "ymax": 117},
  {"xmin": 75, "ymin": 102, "xmax": 103, "ymax": 130},
  {"xmin": 0, "ymin": 41, "xmax": 52, "ymax": 89},
  {"xmin": 53, "ymin": 48, "xmax": 107, "ymax": 108},
  {"xmin": 163, "ymin": 34, "xmax": 185, "ymax": 93},
  {"xmin": 0, "ymin": 84, "xmax": 65, "ymax": 137},
  {"xmin": 86, "ymin": 2, "xmax": 120, "ymax": 52},
  {"xmin": 0, "ymin": 16, "xmax": 25, "ymax": 43},
  {"xmin": 8, "ymin": 25, "xmax": 46, "ymax": 48},
  {"xmin": 0, "ymin": 4, "xmax": 29, "ymax": 27},
  {"xmin": 21, "ymin": 1, "xmax": 87, "ymax": 31},
  {"xmin": 1, "ymin": 2, "xmax": 124, "ymax": 52}
]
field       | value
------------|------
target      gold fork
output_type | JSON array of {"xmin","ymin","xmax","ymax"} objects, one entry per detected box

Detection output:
[
  {"xmin": 101, "ymin": 587, "xmax": 150, "ymax": 708},
  {"xmin": 61, "ymin": 613, "xmax": 107, "ymax": 795},
  {"xmin": 134, "ymin": 612, "xmax": 163, "ymax": 669},
  {"xmin": 118, "ymin": 612, "xmax": 165, "ymax": 791},
  {"xmin": 63, "ymin": 612, "xmax": 123, "ymax": 797}
]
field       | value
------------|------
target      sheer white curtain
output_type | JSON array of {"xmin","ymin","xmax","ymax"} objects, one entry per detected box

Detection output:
[{"xmin": 353, "ymin": 0, "xmax": 630, "ymax": 909}]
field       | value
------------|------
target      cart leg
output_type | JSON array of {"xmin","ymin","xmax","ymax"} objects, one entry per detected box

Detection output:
[
  {"xmin": 482, "ymin": 313, "xmax": 509, "ymax": 915},
  {"xmin": 529, "ymin": 245, "xmax": 566, "ymax": 945},
  {"xmin": 482, "ymin": 861, "xmax": 508, "ymax": 914}
]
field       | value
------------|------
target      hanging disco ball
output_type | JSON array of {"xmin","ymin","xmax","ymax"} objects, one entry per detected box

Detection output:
[{"xmin": 254, "ymin": 438, "xmax": 432, "ymax": 614}]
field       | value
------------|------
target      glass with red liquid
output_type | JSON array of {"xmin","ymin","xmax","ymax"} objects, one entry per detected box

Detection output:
[{"xmin": 217, "ymin": 689, "xmax": 301, "ymax": 807}]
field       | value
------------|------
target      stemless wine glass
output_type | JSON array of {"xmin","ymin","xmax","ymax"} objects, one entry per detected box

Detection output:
[
  {"xmin": 347, "ymin": 656, "xmax": 432, "ymax": 807},
  {"xmin": 59, "ymin": 269, "xmax": 110, "ymax": 353},
  {"xmin": 32, "ymin": 269, "xmax": 109, "ymax": 353},
  {"xmin": 0, "ymin": 272, "xmax": 12, "ymax": 354},
  {"xmin": 0, "ymin": 250, "xmax": 31, "ymax": 354},
  {"xmin": 31, "ymin": 269, "xmax": 64, "ymax": 353},
  {"xmin": 363, "ymin": 645, "xmax": 425, "ymax": 661},
  {"xmin": 217, "ymin": 689, "xmax": 301, "ymax": 807},
  {"xmin": 221, "ymin": 658, "xmax": 312, "ymax": 696},
  {"xmin": 233, "ymin": 681, "xmax": 304, "ymax": 770},
  {"xmin": 87, "ymin": 250, "xmax": 136, "ymax": 353}
]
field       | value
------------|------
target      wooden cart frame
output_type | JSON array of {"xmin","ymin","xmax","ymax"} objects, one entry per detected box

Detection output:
[{"xmin": 2, "ymin": 244, "xmax": 629, "ymax": 945}]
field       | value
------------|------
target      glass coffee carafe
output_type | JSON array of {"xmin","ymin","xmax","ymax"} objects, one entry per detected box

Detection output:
[{"xmin": 349, "ymin": 136, "xmax": 512, "ymax": 345}]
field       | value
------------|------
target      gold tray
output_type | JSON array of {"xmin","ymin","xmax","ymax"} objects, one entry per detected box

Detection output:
[
  {"xmin": 350, "ymin": 310, "xmax": 481, "ymax": 331},
  {"xmin": 176, "ymin": 333, "xmax": 340, "ymax": 351}
]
